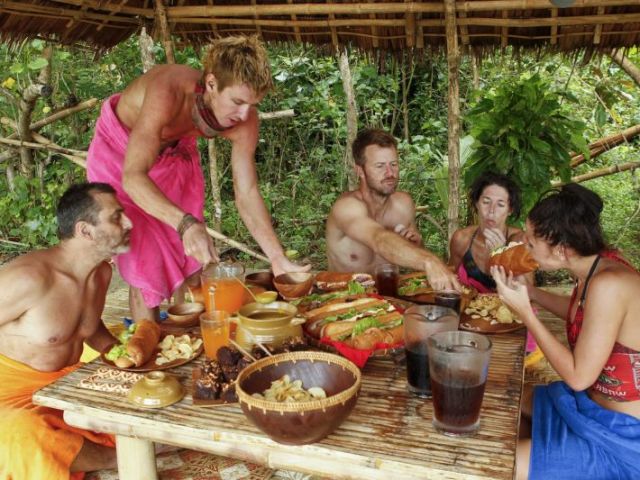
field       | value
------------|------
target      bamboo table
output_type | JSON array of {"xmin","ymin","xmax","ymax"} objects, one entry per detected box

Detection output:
[{"xmin": 34, "ymin": 330, "xmax": 526, "ymax": 480}]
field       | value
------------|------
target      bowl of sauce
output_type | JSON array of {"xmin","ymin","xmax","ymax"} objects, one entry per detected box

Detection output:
[{"xmin": 235, "ymin": 301, "xmax": 304, "ymax": 350}]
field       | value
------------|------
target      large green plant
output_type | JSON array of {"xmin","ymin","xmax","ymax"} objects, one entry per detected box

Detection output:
[{"xmin": 464, "ymin": 73, "xmax": 590, "ymax": 216}]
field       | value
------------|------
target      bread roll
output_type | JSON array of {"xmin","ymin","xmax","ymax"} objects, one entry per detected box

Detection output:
[{"xmin": 126, "ymin": 320, "xmax": 161, "ymax": 367}]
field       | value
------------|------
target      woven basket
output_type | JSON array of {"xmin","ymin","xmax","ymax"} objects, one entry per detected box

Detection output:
[{"xmin": 236, "ymin": 351, "xmax": 361, "ymax": 444}]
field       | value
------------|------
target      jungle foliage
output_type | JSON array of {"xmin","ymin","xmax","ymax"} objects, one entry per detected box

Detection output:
[{"xmin": 0, "ymin": 40, "xmax": 638, "ymax": 269}]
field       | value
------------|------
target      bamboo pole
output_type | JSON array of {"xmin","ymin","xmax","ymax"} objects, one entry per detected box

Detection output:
[
  {"xmin": 444, "ymin": 0, "xmax": 461, "ymax": 241},
  {"xmin": 570, "ymin": 124, "xmax": 640, "ymax": 168},
  {"xmin": 155, "ymin": 0, "xmax": 176, "ymax": 64},
  {"xmin": 46, "ymin": 0, "xmax": 638, "ymax": 18},
  {"xmin": 553, "ymin": 161, "xmax": 640, "ymax": 186}
]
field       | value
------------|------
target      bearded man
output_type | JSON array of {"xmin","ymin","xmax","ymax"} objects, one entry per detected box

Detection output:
[
  {"xmin": 86, "ymin": 35, "xmax": 307, "ymax": 323},
  {"xmin": 0, "ymin": 182, "xmax": 132, "ymax": 479},
  {"xmin": 325, "ymin": 128, "xmax": 459, "ymax": 291}
]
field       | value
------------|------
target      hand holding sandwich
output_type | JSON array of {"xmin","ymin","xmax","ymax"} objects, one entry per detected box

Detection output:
[{"xmin": 490, "ymin": 266, "xmax": 535, "ymax": 322}]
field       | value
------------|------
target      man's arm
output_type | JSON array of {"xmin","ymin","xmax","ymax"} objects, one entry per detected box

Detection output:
[
  {"xmin": 392, "ymin": 193, "xmax": 422, "ymax": 245},
  {"xmin": 121, "ymin": 83, "xmax": 216, "ymax": 265},
  {"xmin": 332, "ymin": 197, "xmax": 460, "ymax": 291},
  {"xmin": 85, "ymin": 263, "xmax": 119, "ymax": 353},
  {"xmin": 226, "ymin": 109, "xmax": 308, "ymax": 276}
]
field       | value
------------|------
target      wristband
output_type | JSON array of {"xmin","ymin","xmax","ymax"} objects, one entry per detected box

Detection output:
[{"xmin": 177, "ymin": 213, "xmax": 200, "ymax": 239}]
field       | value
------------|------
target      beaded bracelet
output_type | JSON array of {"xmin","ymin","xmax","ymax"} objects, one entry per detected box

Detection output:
[{"xmin": 177, "ymin": 213, "xmax": 200, "ymax": 239}]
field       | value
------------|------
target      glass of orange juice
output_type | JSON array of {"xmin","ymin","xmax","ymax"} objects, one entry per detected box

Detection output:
[
  {"xmin": 199, "ymin": 310, "xmax": 230, "ymax": 359},
  {"xmin": 201, "ymin": 262, "xmax": 246, "ymax": 314}
]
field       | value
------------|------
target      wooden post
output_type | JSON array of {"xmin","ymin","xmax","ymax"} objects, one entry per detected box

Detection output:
[
  {"xmin": 610, "ymin": 49, "xmax": 640, "ymax": 87},
  {"xmin": 139, "ymin": 26, "xmax": 156, "ymax": 73},
  {"xmin": 154, "ymin": 0, "xmax": 176, "ymax": 64},
  {"xmin": 444, "ymin": 0, "xmax": 461, "ymax": 240},
  {"xmin": 401, "ymin": 56, "xmax": 410, "ymax": 143},
  {"xmin": 338, "ymin": 48, "xmax": 358, "ymax": 190}
]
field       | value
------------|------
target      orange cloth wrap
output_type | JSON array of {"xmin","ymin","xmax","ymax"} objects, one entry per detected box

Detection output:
[{"xmin": 0, "ymin": 353, "xmax": 114, "ymax": 480}]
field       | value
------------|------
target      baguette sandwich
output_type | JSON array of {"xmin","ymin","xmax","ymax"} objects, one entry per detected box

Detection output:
[
  {"xmin": 488, "ymin": 242, "xmax": 538, "ymax": 276},
  {"xmin": 314, "ymin": 271, "xmax": 376, "ymax": 292},
  {"xmin": 291, "ymin": 280, "xmax": 369, "ymax": 312},
  {"xmin": 105, "ymin": 319, "xmax": 161, "ymax": 368},
  {"xmin": 397, "ymin": 272, "xmax": 432, "ymax": 296},
  {"xmin": 304, "ymin": 297, "xmax": 403, "ymax": 350}
]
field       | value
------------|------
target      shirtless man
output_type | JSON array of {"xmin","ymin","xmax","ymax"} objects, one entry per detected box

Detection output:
[
  {"xmin": 326, "ymin": 128, "xmax": 460, "ymax": 291},
  {"xmin": 0, "ymin": 182, "xmax": 131, "ymax": 477},
  {"xmin": 87, "ymin": 35, "xmax": 306, "ymax": 322}
]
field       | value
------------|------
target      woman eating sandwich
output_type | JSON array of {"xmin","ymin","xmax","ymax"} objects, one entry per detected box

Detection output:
[
  {"xmin": 449, "ymin": 172, "xmax": 531, "ymax": 293},
  {"xmin": 491, "ymin": 183, "xmax": 640, "ymax": 480}
]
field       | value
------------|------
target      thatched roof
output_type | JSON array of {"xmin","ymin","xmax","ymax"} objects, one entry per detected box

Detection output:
[{"xmin": 1, "ymin": 1, "xmax": 640, "ymax": 54}]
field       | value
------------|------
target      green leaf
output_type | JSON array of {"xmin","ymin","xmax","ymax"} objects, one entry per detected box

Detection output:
[
  {"xmin": 27, "ymin": 58, "xmax": 49, "ymax": 70},
  {"xmin": 9, "ymin": 63, "xmax": 24, "ymax": 74}
]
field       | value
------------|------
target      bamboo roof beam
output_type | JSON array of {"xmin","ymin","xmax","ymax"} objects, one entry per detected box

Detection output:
[
  {"xmin": 251, "ymin": 0, "xmax": 263, "ymax": 38},
  {"xmin": 553, "ymin": 161, "xmax": 640, "ymax": 186},
  {"xmin": 369, "ymin": 13, "xmax": 379, "ymax": 49},
  {"xmin": 205, "ymin": 0, "xmax": 218, "ymax": 36},
  {"xmin": 459, "ymin": 11, "xmax": 470, "ymax": 48},
  {"xmin": 416, "ymin": 12, "xmax": 424, "ymax": 50},
  {"xmin": 328, "ymin": 0, "xmax": 339, "ymax": 49},
  {"xmin": 0, "ymin": 1, "xmax": 139, "ymax": 26},
  {"xmin": 405, "ymin": 0, "xmax": 416, "ymax": 48}
]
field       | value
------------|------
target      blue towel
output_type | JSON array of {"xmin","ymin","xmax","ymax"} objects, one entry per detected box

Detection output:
[{"xmin": 530, "ymin": 381, "xmax": 640, "ymax": 480}]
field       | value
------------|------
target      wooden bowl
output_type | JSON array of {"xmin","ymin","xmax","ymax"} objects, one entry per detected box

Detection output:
[
  {"xmin": 272, "ymin": 272, "xmax": 314, "ymax": 300},
  {"xmin": 166, "ymin": 302, "xmax": 205, "ymax": 327},
  {"xmin": 245, "ymin": 271, "xmax": 275, "ymax": 291},
  {"xmin": 236, "ymin": 351, "xmax": 361, "ymax": 445}
]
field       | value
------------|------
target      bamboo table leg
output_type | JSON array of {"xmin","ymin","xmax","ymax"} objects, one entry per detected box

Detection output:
[{"xmin": 116, "ymin": 435, "xmax": 158, "ymax": 480}]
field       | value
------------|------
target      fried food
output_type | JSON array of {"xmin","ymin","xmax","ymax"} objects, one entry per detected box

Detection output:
[
  {"xmin": 251, "ymin": 375, "xmax": 327, "ymax": 403},
  {"xmin": 464, "ymin": 294, "xmax": 521, "ymax": 325}
]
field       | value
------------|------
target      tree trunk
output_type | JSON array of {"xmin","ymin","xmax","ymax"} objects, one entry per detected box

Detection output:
[
  {"xmin": 5, "ymin": 160, "xmax": 16, "ymax": 192},
  {"xmin": 471, "ymin": 55, "xmax": 480, "ymax": 90},
  {"xmin": 444, "ymin": 0, "xmax": 461, "ymax": 241},
  {"xmin": 401, "ymin": 57, "xmax": 410, "ymax": 143},
  {"xmin": 338, "ymin": 48, "xmax": 358, "ymax": 190},
  {"xmin": 139, "ymin": 26, "xmax": 156, "ymax": 73},
  {"xmin": 17, "ymin": 46, "xmax": 53, "ymax": 178},
  {"xmin": 610, "ymin": 49, "xmax": 640, "ymax": 87},
  {"xmin": 207, "ymin": 138, "xmax": 222, "ymax": 236}
]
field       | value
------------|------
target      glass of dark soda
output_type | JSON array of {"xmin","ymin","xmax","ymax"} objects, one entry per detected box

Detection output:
[
  {"xmin": 427, "ymin": 331, "xmax": 492, "ymax": 436},
  {"xmin": 403, "ymin": 305, "xmax": 459, "ymax": 398},
  {"xmin": 435, "ymin": 290, "xmax": 462, "ymax": 314},
  {"xmin": 374, "ymin": 263, "xmax": 399, "ymax": 297}
]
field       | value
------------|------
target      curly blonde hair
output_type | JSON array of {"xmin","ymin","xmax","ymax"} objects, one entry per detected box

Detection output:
[{"xmin": 202, "ymin": 36, "xmax": 273, "ymax": 96}]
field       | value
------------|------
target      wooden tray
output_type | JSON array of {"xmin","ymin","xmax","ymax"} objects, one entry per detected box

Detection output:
[
  {"xmin": 459, "ymin": 312, "xmax": 525, "ymax": 334},
  {"xmin": 101, "ymin": 335, "xmax": 204, "ymax": 372}
]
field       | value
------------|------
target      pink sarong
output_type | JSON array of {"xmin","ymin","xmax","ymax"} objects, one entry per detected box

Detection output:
[{"xmin": 86, "ymin": 95, "xmax": 205, "ymax": 308}]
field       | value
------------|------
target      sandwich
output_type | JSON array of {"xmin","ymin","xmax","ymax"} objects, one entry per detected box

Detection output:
[
  {"xmin": 105, "ymin": 319, "xmax": 161, "ymax": 368},
  {"xmin": 488, "ymin": 242, "xmax": 538, "ymax": 276},
  {"xmin": 291, "ymin": 280, "xmax": 369, "ymax": 312},
  {"xmin": 314, "ymin": 271, "xmax": 375, "ymax": 292},
  {"xmin": 397, "ymin": 272, "xmax": 432, "ymax": 296},
  {"xmin": 304, "ymin": 297, "xmax": 403, "ymax": 350}
]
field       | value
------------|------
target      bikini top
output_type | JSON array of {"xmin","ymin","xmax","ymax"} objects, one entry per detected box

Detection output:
[
  {"xmin": 567, "ymin": 250, "xmax": 640, "ymax": 402},
  {"xmin": 460, "ymin": 228, "xmax": 511, "ymax": 291}
]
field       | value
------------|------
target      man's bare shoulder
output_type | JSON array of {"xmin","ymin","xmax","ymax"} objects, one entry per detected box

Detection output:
[
  {"xmin": 391, "ymin": 191, "xmax": 416, "ymax": 206},
  {"xmin": 329, "ymin": 191, "xmax": 367, "ymax": 217},
  {"xmin": 127, "ymin": 64, "xmax": 201, "ymax": 92},
  {"xmin": 0, "ymin": 250, "xmax": 54, "ymax": 290}
]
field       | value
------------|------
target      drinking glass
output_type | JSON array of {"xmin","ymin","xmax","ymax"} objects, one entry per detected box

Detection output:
[
  {"xmin": 201, "ymin": 262, "xmax": 245, "ymax": 314},
  {"xmin": 374, "ymin": 263, "xmax": 399, "ymax": 297},
  {"xmin": 435, "ymin": 290, "xmax": 462, "ymax": 314},
  {"xmin": 403, "ymin": 305, "xmax": 459, "ymax": 398},
  {"xmin": 427, "ymin": 331, "xmax": 492, "ymax": 436},
  {"xmin": 200, "ymin": 310, "xmax": 230, "ymax": 359}
]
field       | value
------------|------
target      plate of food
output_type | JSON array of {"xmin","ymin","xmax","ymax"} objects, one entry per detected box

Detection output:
[
  {"xmin": 459, "ymin": 293, "xmax": 525, "ymax": 334},
  {"xmin": 299, "ymin": 290, "xmax": 413, "ymax": 366},
  {"xmin": 102, "ymin": 320, "xmax": 203, "ymax": 372},
  {"xmin": 397, "ymin": 272, "xmax": 477, "ymax": 306}
]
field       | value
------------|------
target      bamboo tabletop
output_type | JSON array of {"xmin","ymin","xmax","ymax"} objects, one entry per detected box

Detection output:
[{"xmin": 34, "ymin": 327, "xmax": 526, "ymax": 480}]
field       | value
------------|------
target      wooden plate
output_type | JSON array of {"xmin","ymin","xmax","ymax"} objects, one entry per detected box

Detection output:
[
  {"xmin": 459, "ymin": 313, "xmax": 525, "ymax": 334},
  {"xmin": 101, "ymin": 335, "xmax": 204, "ymax": 372}
]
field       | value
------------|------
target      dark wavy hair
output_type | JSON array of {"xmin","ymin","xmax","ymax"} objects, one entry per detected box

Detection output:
[
  {"xmin": 57, "ymin": 182, "xmax": 116, "ymax": 240},
  {"xmin": 469, "ymin": 171, "xmax": 522, "ymax": 219},
  {"xmin": 528, "ymin": 183, "xmax": 606, "ymax": 256}
]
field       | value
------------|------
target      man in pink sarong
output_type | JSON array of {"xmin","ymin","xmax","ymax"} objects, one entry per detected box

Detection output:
[{"xmin": 86, "ymin": 36, "xmax": 308, "ymax": 322}]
